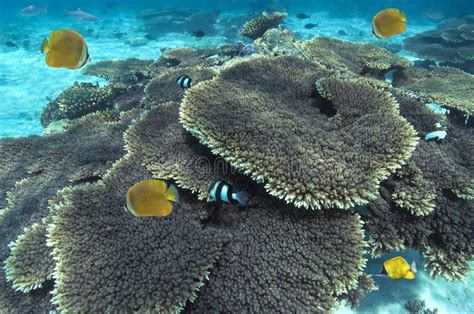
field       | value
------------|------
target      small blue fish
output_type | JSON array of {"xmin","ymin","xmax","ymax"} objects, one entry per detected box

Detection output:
[
  {"xmin": 209, "ymin": 181, "xmax": 249, "ymax": 206},
  {"xmin": 176, "ymin": 75, "xmax": 192, "ymax": 89}
]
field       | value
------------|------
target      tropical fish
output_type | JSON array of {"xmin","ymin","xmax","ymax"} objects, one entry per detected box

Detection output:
[
  {"xmin": 20, "ymin": 5, "xmax": 47, "ymax": 17},
  {"xmin": 304, "ymin": 23, "xmax": 318, "ymax": 29},
  {"xmin": 372, "ymin": 8, "xmax": 407, "ymax": 39},
  {"xmin": 192, "ymin": 30, "xmax": 205, "ymax": 38},
  {"xmin": 41, "ymin": 30, "xmax": 90, "ymax": 69},
  {"xmin": 425, "ymin": 130, "xmax": 447, "ymax": 141},
  {"xmin": 5, "ymin": 41, "xmax": 18, "ymax": 48},
  {"xmin": 296, "ymin": 13, "xmax": 311, "ymax": 19},
  {"xmin": 64, "ymin": 8, "xmax": 98, "ymax": 22},
  {"xmin": 125, "ymin": 179, "xmax": 180, "ymax": 217},
  {"xmin": 379, "ymin": 256, "xmax": 417, "ymax": 280},
  {"xmin": 209, "ymin": 181, "xmax": 249, "ymax": 206},
  {"xmin": 176, "ymin": 75, "xmax": 193, "ymax": 89}
]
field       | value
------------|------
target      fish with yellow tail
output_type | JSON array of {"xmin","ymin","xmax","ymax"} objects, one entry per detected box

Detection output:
[
  {"xmin": 373, "ymin": 256, "xmax": 417, "ymax": 280},
  {"xmin": 125, "ymin": 180, "xmax": 180, "ymax": 217},
  {"xmin": 372, "ymin": 8, "xmax": 407, "ymax": 39},
  {"xmin": 41, "ymin": 30, "xmax": 90, "ymax": 69}
]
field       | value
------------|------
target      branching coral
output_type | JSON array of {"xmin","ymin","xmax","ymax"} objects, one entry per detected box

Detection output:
[
  {"xmin": 298, "ymin": 36, "xmax": 412, "ymax": 78},
  {"xmin": 4, "ymin": 220, "xmax": 54, "ymax": 292},
  {"xmin": 82, "ymin": 58, "xmax": 153, "ymax": 84},
  {"xmin": 393, "ymin": 66, "xmax": 474, "ymax": 115},
  {"xmin": 180, "ymin": 56, "xmax": 417, "ymax": 210},
  {"xmin": 187, "ymin": 198, "xmax": 367, "ymax": 313},
  {"xmin": 41, "ymin": 82, "xmax": 115, "ymax": 126},
  {"xmin": 47, "ymin": 156, "xmax": 226, "ymax": 312},
  {"xmin": 142, "ymin": 67, "xmax": 217, "ymax": 106},
  {"xmin": 240, "ymin": 11, "xmax": 287, "ymax": 39}
]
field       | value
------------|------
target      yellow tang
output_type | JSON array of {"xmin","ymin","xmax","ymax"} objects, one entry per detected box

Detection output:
[
  {"xmin": 372, "ymin": 8, "xmax": 407, "ymax": 40},
  {"xmin": 125, "ymin": 180, "xmax": 180, "ymax": 217},
  {"xmin": 383, "ymin": 256, "xmax": 416, "ymax": 280},
  {"xmin": 41, "ymin": 30, "xmax": 90, "ymax": 69}
]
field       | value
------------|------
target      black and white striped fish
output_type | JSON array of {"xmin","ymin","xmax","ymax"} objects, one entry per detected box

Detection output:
[
  {"xmin": 176, "ymin": 75, "xmax": 193, "ymax": 89},
  {"xmin": 209, "ymin": 181, "xmax": 249, "ymax": 206}
]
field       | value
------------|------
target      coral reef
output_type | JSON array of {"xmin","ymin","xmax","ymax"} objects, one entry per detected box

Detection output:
[
  {"xmin": 366, "ymin": 93, "xmax": 474, "ymax": 280},
  {"xmin": 393, "ymin": 66, "xmax": 474, "ymax": 115},
  {"xmin": 181, "ymin": 56, "xmax": 417, "ymax": 210},
  {"xmin": 404, "ymin": 16, "xmax": 474, "ymax": 73},
  {"xmin": 4, "ymin": 220, "xmax": 53, "ymax": 293},
  {"xmin": 143, "ymin": 67, "xmax": 217, "ymax": 106},
  {"xmin": 0, "ymin": 113, "xmax": 132, "ymax": 311},
  {"xmin": 404, "ymin": 299, "xmax": 439, "ymax": 314},
  {"xmin": 298, "ymin": 36, "xmax": 412, "ymax": 78},
  {"xmin": 149, "ymin": 47, "xmax": 223, "ymax": 75},
  {"xmin": 240, "ymin": 11, "xmax": 287, "ymax": 39},
  {"xmin": 187, "ymin": 199, "xmax": 366, "ymax": 313},
  {"xmin": 47, "ymin": 157, "xmax": 225, "ymax": 312},
  {"xmin": 254, "ymin": 27, "xmax": 299, "ymax": 56},
  {"xmin": 82, "ymin": 58, "xmax": 153, "ymax": 84},
  {"xmin": 339, "ymin": 274, "xmax": 378, "ymax": 309},
  {"xmin": 41, "ymin": 82, "xmax": 115, "ymax": 127},
  {"xmin": 125, "ymin": 103, "xmax": 229, "ymax": 200}
]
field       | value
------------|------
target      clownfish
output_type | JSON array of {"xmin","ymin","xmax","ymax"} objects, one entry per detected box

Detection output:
[
  {"xmin": 41, "ymin": 30, "xmax": 90, "ymax": 69},
  {"xmin": 176, "ymin": 75, "xmax": 193, "ymax": 89},
  {"xmin": 379, "ymin": 256, "xmax": 417, "ymax": 280},
  {"xmin": 125, "ymin": 179, "xmax": 179, "ymax": 217},
  {"xmin": 372, "ymin": 8, "xmax": 407, "ymax": 40},
  {"xmin": 209, "ymin": 181, "xmax": 249, "ymax": 206}
]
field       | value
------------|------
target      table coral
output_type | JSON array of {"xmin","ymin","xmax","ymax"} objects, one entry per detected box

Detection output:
[
  {"xmin": 240, "ymin": 11, "xmax": 287, "ymax": 40},
  {"xmin": 404, "ymin": 16, "xmax": 474, "ymax": 73},
  {"xmin": 393, "ymin": 66, "xmax": 474, "ymax": 115},
  {"xmin": 298, "ymin": 36, "xmax": 412, "ymax": 78},
  {"xmin": 47, "ymin": 156, "xmax": 226, "ymax": 312},
  {"xmin": 82, "ymin": 58, "xmax": 153, "ymax": 84},
  {"xmin": 0, "ymin": 113, "xmax": 132, "ymax": 312},
  {"xmin": 180, "ymin": 56, "xmax": 417, "ymax": 210}
]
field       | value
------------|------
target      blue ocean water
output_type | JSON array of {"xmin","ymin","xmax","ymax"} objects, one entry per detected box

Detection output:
[{"xmin": 0, "ymin": 0, "xmax": 473, "ymax": 313}]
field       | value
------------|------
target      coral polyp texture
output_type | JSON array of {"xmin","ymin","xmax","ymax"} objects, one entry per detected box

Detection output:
[
  {"xmin": 82, "ymin": 58, "xmax": 153, "ymax": 84},
  {"xmin": 393, "ymin": 66, "xmax": 474, "ymax": 115},
  {"xmin": 41, "ymin": 82, "xmax": 115, "ymax": 126},
  {"xmin": 180, "ymin": 56, "xmax": 418, "ymax": 210},
  {"xmin": 47, "ymin": 157, "xmax": 225, "ymax": 312},
  {"xmin": 298, "ymin": 36, "xmax": 412, "ymax": 78},
  {"xmin": 240, "ymin": 11, "xmax": 287, "ymax": 39},
  {"xmin": 0, "ymin": 113, "xmax": 132, "ymax": 311},
  {"xmin": 187, "ymin": 199, "xmax": 367, "ymax": 313},
  {"xmin": 4, "ymin": 221, "xmax": 53, "ymax": 293},
  {"xmin": 125, "ymin": 103, "xmax": 230, "ymax": 200}
]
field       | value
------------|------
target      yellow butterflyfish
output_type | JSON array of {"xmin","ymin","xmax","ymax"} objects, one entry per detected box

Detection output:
[
  {"xmin": 382, "ymin": 256, "xmax": 417, "ymax": 280},
  {"xmin": 125, "ymin": 180, "xmax": 180, "ymax": 217},
  {"xmin": 41, "ymin": 30, "xmax": 90, "ymax": 69},
  {"xmin": 372, "ymin": 8, "xmax": 407, "ymax": 40}
]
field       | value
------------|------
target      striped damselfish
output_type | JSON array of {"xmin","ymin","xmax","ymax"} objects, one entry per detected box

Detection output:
[
  {"xmin": 209, "ymin": 181, "xmax": 249, "ymax": 206},
  {"xmin": 176, "ymin": 75, "xmax": 193, "ymax": 89}
]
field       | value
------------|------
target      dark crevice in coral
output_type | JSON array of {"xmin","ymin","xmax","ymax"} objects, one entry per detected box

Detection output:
[
  {"xmin": 30, "ymin": 279, "xmax": 54, "ymax": 297},
  {"xmin": 72, "ymin": 175, "xmax": 103, "ymax": 185},
  {"xmin": 441, "ymin": 188, "xmax": 458, "ymax": 201},
  {"xmin": 311, "ymin": 89, "xmax": 337, "ymax": 117}
]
